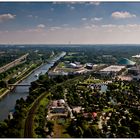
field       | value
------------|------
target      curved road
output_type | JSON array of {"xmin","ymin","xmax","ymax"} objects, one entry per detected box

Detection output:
[
  {"xmin": 24, "ymin": 61, "xmax": 83, "ymax": 138},
  {"xmin": 24, "ymin": 92, "xmax": 48, "ymax": 138},
  {"xmin": 24, "ymin": 52, "xmax": 66, "ymax": 138},
  {"xmin": 24, "ymin": 78, "xmax": 70, "ymax": 137}
]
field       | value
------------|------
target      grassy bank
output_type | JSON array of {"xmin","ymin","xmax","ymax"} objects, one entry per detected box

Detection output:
[{"xmin": 0, "ymin": 62, "xmax": 43, "ymax": 99}]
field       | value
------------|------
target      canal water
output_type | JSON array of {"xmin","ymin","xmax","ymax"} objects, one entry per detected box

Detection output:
[{"xmin": 0, "ymin": 52, "xmax": 66, "ymax": 121}]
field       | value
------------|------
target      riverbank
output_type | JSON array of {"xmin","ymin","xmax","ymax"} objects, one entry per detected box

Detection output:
[
  {"xmin": 0, "ymin": 52, "xmax": 66, "ymax": 121},
  {"xmin": 0, "ymin": 62, "xmax": 44, "ymax": 99},
  {"xmin": 0, "ymin": 89, "xmax": 10, "ymax": 99},
  {"xmin": 0, "ymin": 52, "xmax": 65, "ymax": 100}
]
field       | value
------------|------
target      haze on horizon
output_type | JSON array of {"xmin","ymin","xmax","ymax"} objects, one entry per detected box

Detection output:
[{"xmin": 1, "ymin": 2, "xmax": 140, "ymax": 44}]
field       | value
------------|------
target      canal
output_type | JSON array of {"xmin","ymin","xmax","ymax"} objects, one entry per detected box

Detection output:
[{"xmin": 0, "ymin": 52, "xmax": 66, "ymax": 121}]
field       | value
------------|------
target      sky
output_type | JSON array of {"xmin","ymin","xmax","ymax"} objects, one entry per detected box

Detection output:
[{"xmin": 1, "ymin": 2, "xmax": 140, "ymax": 44}]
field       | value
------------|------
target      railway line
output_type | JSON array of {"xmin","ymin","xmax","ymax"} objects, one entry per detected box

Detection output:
[{"xmin": 24, "ymin": 92, "xmax": 49, "ymax": 138}]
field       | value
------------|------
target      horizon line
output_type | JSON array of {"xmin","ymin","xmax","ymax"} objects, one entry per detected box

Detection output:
[{"xmin": 1, "ymin": 43, "xmax": 140, "ymax": 46}]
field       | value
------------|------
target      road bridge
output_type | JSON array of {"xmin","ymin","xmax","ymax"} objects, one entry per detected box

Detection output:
[
  {"xmin": 8, "ymin": 84, "xmax": 31, "ymax": 86},
  {"xmin": 8, "ymin": 83, "xmax": 43, "ymax": 87}
]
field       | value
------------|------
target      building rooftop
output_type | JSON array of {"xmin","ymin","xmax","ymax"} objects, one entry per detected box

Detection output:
[
  {"xmin": 100, "ymin": 65, "xmax": 125, "ymax": 72},
  {"xmin": 132, "ymin": 54, "xmax": 140, "ymax": 58},
  {"xmin": 118, "ymin": 58, "xmax": 136, "ymax": 65}
]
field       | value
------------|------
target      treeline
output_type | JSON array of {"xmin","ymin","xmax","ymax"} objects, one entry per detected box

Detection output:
[
  {"xmin": 0, "ymin": 46, "xmax": 60, "ymax": 89},
  {"xmin": 0, "ymin": 74, "xmax": 78, "ymax": 137},
  {"xmin": 0, "ymin": 45, "xmax": 59, "ymax": 76},
  {"xmin": 2, "ymin": 44, "xmax": 140, "ymax": 66},
  {"xmin": 56, "ymin": 45, "xmax": 140, "ymax": 64}
]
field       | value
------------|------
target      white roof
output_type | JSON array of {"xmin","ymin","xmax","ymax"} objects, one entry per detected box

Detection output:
[
  {"xmin": 132, "ymin": 54, "xmax": 140, "ymax": 58},
  {"xmin": 100, "ymin": 65, "xmax": 125, "ymax": 72},
  {"xmin": 70, "ymin": 63, "xmax": 77, "ymax": 67},
  {"xmin": 59, "ymin": 99, "xmax": 65, "ymax": 103},
  {"xmin": 72, "ymin": 106, "xmax": 82, "ymax": 113}
]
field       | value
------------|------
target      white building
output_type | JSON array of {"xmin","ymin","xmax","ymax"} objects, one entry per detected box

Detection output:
[{"xmin": 100, "ymin": 65, "xmax": 126, "ymax": 76}]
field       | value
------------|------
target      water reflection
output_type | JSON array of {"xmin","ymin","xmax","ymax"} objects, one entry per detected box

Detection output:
[{"xmin": 0, "ymin": 52, "xmax": 66, "ymax": 120}]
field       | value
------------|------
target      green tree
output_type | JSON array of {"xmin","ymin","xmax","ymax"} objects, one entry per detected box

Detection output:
[{"xmin": 46, "ymin": 121, "xmax": 54, "ymax": 134}]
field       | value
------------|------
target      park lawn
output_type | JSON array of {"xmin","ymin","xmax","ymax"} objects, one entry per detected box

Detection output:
[
  {"xmin": 56, "ymin": 67, "xmax": 76, "ymax": 73},
  {"xmin": 64, "ymin": 55, "xmax": 74, "ymax": 59},
  {"xmin": 83, "ymin": 78, "xmax": 103, "ymax": 84},
  {"xmin": 68, "ymin": 52, "xmax": 78, "ymax": 55},
  {"xmin": 57, "ymin": 62, "xmax": 65, "ymax": 68}
]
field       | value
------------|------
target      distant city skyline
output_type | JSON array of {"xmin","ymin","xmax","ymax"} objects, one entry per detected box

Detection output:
[{"xmin": 1, "ymin": 2, "xmax": 140, "ymax": 44}]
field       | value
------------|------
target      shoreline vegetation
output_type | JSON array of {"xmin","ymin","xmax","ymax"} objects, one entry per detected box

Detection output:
[
  {"xmin": 0, "ymin": 52, "xmax": 64, "ymax": 99},
  {"xmin": 0, "ymin": 62, "xmax": 44, "ymax": 99}
]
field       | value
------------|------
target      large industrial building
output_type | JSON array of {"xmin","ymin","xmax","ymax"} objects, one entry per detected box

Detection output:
[{"xmin": 100, "ymin": 65, "xmax": 126, "ymax": 77}]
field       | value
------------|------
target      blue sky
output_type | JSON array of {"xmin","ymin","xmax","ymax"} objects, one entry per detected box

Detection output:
[{"xmin": 1, "ymin": 2, "xmax": 140, "ymax": 44}]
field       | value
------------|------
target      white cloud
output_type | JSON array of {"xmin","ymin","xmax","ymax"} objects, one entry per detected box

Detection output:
[
  {"xmin": 3, "ymin": 23, "xmax": 140, "ymax": 44},
  {"xmin": 93, "ymin": 17, "xmax": 103, "ymax": 21},
  {"xmin": 37, "ymin": 24, "xmax": 46, "ymax": 29},
  {"xmin": 126, "ymin": 24, "xmax": 139, "ymax": 28},
  {"xmin": 18, "ymin": 24, "xmax": 46, "ymax": 33},
  {"xmin": 111, "ymin": 11, "xmax": 136, "ymax": 19},
  {"xmin": 84, "ymin": 26, "xmax": 91, "ymax": 29},
  {"xmin": 91, "ymin": 24, "xmax": 97, "ymax": 28},
  {"xmin": 81, "ymin": 18, "xmax": 87, "ymax": 21},
  {"xmin": 50, "ymin": 26, "xmax": 62, "ymax": 31},
  {"xmin": 0, "ymin": 13, "xmax": 16, "ymax": 22},
  {"xmin": 101, "ymin": 24, "xmax": 117, "ymax": 28},
  {"xmin": 117, "ymin": 25, "xmax": 125, "ymax": 29},
  {"xmin": 84, "ymin": 24, "xmax": 98, "ymax": 29}
]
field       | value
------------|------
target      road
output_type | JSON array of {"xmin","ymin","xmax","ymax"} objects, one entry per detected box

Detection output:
[
  {"xmin": 24, "ymin": 52, "xmax": 66, "ymax": 138},
  {"xmin": 64, "ymin": 89, "xmax": 73, "ymax": 118},
  {"xmin": 24, "ymin": 92, "xmax": 48, "ymax": 138},
  {"xmin": 98, "ymin": 116, "xmax": 103, "ymax": 129}
]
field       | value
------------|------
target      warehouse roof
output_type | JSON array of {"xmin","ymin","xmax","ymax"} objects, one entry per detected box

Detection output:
[{"xmin": 100, "ymin": 65, "xmax": 125, "ymax": 72}]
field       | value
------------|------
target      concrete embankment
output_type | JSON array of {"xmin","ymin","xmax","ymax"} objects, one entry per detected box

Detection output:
[{"xmin": 0, "ymin": 89, "xmax": 10, "ymax": 99}]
